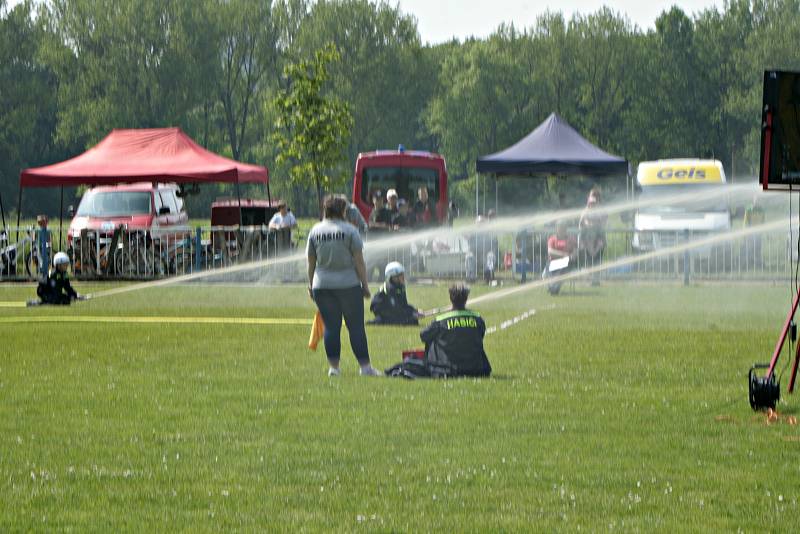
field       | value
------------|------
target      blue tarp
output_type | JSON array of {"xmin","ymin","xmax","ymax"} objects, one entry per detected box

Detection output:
[{"xmin": 476, "ymin": 112, "xmax": 628, "ymax": 177}]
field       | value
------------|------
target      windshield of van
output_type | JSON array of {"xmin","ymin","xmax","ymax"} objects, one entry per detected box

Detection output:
[
  {"xmin": 639, "ymin": 185, "xmax": 729, "ymax": 213},
  {"xmin": 76, "ymin": 191, "xmax": 152, "ymax": 217},
  {"xmin": 361, "ymin": 167, "xmax": 440, "ymax": 205}
]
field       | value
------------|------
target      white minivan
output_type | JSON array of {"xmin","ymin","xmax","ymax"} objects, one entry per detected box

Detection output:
[{"xmin": 632, "ymin": 159, "xmax": 730, "ymax": 252}]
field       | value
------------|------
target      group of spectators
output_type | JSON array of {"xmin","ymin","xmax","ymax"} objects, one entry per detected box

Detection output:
[{"xmin": 367, "ymin": 187, "xmax": 436, "ymax": 235}]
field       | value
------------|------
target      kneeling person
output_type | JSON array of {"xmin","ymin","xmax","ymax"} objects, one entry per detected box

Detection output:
[
  {"xmin": 369, "ymin": 261, "xmax": 420, "ymax": 325},
  {"xmin": 34, "ymin": 252, "xmax": 81, "ymax": 305}
]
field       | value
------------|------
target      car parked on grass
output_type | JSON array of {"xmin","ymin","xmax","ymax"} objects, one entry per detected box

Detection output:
[{"xmin": 67, "ymin": 183, "xmax": 189, "ymax": 275}]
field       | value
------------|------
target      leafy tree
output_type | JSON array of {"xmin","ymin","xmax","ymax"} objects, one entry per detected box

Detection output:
[
  {"xmin": 293, "ymin": 0, "xmax": 431, "ymax": 167},
  {"xmin": 41, "ymin": 1, "xmax": 188, "ymax": 146},
  {"xmin": 0, "ymin": 0, "xmax": 64, "ymax": 218},
  {"xmin": 214, "ymin": 0, "xmax": 279, "ymax": 161},
  {"xmin": 272, "ymin": 43, "xmax": 353, "ymax": 212},
  {"xmin": 729, "ymin": 0, "xmax": 800, "ymax": 173},
  {"xmin": 570, "ymin": 8, "xmax": 636, "ymax": 152}
]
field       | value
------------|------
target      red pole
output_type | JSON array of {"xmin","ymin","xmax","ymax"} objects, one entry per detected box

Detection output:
[{"xmin": 766, "ymin": 290, "xmax": 800, "ymax": 379}]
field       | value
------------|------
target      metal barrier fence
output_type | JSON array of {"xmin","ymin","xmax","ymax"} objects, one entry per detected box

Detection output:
[
  {"xmin": 367, "ymin": 228, "xmax": 798, "ymax": 284},
  {"xmin": 0, "ymin": 225, "xmax": 295, "ymax": 281},
  {"xmin": 1, "ymin": 225, "xmax": 796, "ymax": 283}
]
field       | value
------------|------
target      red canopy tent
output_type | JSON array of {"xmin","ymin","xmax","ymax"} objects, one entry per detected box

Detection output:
[
  {"xmin": 20, "ymin": 127, "xmax": 268, "ymax": 186},
  {"xmin": 17, "ymin": 127, "xmax": 270, "ymax": 243}
]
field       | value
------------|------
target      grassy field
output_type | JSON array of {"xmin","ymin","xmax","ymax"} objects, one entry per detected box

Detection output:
[{"xmin": 1, "ymin": 279, "xmax": 799, "ymax": 531}]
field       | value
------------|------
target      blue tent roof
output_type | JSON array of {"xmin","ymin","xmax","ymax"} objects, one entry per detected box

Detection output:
[{"xmin": 476, "ymin": 112, "xmax": 628, "ymax": 177}]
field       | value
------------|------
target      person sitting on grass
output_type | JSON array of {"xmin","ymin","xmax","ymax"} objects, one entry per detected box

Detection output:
[
  {"xmin": 369, "ymin": 261, "xmax": 421, "ymax": 325},
  {"xmin": 31, "ymin": 252, "xmax": 84, "ymax": 306},
  {"xmin": 543, "ymin": 221, "xmax": 577, "ymax": 295},
  {"xmin": 387, "ymin": 284, "xmax": 491, "ymax": 378}
]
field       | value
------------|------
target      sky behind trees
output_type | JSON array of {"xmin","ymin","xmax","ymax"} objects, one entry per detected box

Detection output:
[{"xmin": 396, "ymin": 0, "xmax": 725, "ymax": 43}]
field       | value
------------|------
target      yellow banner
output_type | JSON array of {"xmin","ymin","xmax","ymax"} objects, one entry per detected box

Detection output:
[{"xmin": 638, "ymin": 160, "xmax": 725, "ymax": 186}]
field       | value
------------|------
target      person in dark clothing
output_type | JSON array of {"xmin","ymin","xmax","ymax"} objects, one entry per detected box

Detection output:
[
  {"xmin": 368, "ymin": 190, "xmax": 392, "ymax": 235},
  {"xmin": 391, "ymin": 199, "xmax": 414, "ymax": 230},
  {"xmin": 419, "ymin": 284, "xmax": 491, "ymax": 377},
  {"xmin": 369, "ymin": 261, "xmax": 420, "ymax": 325},
  {"xmin": 413, "ymin": 186, "xmax": 435, "ymax": 228},
  {"xmin": 32, "ymin": 252, "xmax": 81, "ymax": 305}
]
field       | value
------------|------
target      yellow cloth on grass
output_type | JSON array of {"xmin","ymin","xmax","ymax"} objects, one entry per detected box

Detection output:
[{"xmin": 308, "ymin": 310, "xmax": 325, "ymax": 350}]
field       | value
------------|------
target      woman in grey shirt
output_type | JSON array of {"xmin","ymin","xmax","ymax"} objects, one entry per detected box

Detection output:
[{"xmin": 307, "ymin": 195, "xmax": 381, "ymax": 376}]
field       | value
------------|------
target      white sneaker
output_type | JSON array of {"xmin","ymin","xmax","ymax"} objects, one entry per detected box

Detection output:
[
  {"xmin": 359, "ymin": 366, "xmax": 383, "ymax": 377},
  {"xmin": 328, "ymin": 367, "xmax": 341, "ymax": 377}
]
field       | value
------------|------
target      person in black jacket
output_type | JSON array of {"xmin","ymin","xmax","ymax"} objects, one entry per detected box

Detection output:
[
  {"xmin": 419, "ymin": 284, "xmax": 491, "ymax": 377},
  {"xmin": 369, "ymin": 261, "xmax": 420, "ymax": 325},
  {"xmin": 31, "ymin": 252, "xmax": 82, "ymax": 306}
]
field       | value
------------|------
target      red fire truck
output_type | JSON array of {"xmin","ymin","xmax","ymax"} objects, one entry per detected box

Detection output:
[{"xmin": 352, "ymin": 146, "xmax": 448, "ymax": 223}]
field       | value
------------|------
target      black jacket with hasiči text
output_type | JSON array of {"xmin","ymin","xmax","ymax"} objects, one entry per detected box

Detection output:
[{"xmin": 420, "ymin": 309, "xmax": 491, "ymax": 377}]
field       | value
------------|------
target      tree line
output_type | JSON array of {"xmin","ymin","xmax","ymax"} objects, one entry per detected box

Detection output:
[{"xmin": 1, "ymin": 0, "xmax": 798, "ymax": 220}]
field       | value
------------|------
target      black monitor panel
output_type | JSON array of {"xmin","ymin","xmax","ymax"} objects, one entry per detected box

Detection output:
[{"xmin": 761, "ymin": 70, "xmax": 800, "ymax": 191}]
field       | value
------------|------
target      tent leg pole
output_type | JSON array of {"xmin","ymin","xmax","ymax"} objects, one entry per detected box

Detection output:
[
  {"xmin": 266, "ymin": 179, "xmax": 272, "ymax": 206},
  {"xmin": 0, "ymin": 190, "xmax": 7, "ymax": 235},
  {"xmin": 15, "ymin": 187, "xmax": 23, "ymax": 242},
  {"xmin": 236, "ymin": 178, "xmax": 243, "ymax": 227},
  {"xmin": 59, "ymin": 186, "xmax": 64, "ymax": 251},
  {"xmin": 495, "ymin": 175, "xmax": 498, "ymax": 215},
  {"xmin": 475, "ymin": 174, "xmax": 479, "ymax": 219}
]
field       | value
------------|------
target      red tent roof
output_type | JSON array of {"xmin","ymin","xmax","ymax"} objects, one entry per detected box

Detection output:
[{"xmin": 20, "ymin": 127, "xmax": 268, "ymax": 187}]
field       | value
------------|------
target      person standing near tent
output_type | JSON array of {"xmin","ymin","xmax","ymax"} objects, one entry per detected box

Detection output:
[
  {"xmin": 268, "ymin": 201, "xmax": 298, "ymax": 251},
  {"xmin": 268, "ymin": 201, "xmax": 298, "ymax": 232},
  {"xmin": 306, "ymin": 195, "xmax": 381, "ymax": 377},
  {"xmin": 578, "ymin": 186, "xmax": 607, "ymax": 285}
]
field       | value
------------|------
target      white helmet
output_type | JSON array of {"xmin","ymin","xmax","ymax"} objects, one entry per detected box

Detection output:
[
  {"xmin": 53, "ymin": 252, "xmax": 70, "ymax": 266},
  {"xmin": 385, "ymin": 261, "xmax": 404, "ymax": 281}
]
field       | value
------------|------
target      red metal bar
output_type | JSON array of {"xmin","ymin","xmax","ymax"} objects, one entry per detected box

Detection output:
[{"xmin": 767, "ymin": 289, "xmax": 800, "ymax": 379}]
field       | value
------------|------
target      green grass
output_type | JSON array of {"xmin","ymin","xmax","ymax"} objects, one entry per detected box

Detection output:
[{"xmin": 1, "ymin": 280, "xmax": 799, "ymax": 531}]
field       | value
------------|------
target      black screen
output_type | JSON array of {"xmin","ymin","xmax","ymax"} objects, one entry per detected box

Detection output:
[{"xmin": 761, "ymin": 70, "xmax": 800, "ymax": 190}]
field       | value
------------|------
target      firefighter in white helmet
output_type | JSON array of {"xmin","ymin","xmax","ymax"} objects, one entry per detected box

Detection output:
[
  {"xmin": 368, "ymin": 261, "xmax": 421, "ymax": 325},
  {"xmin": 31, "ymin": 252, "xmax": 82, "ymax": 305}
]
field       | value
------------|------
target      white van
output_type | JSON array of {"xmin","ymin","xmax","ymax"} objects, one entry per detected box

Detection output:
[{"xmin": 632, "ymin": 159, "xmax": 730, "ymax": 252}]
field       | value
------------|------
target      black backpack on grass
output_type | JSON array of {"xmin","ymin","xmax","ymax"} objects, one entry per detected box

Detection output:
[{"xmin": 385, "ymin": 358, "xmax": 451, "ymax": 379}]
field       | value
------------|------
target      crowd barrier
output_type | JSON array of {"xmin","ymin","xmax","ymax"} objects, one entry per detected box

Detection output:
[
  {"xmin": 0, "ymin": 225, "xmax": 796, "ymax": 284},
  {"xmin": 366, "ymin": 227, "xmax": 797, "ymax": 284},
  {"xmin": 0, "ymin": 225, "xmax": 294, "ymax": 281}
]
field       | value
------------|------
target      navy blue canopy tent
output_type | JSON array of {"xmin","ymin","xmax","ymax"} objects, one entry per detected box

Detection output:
[{"xmin": 476, "ymin": 112, "xmax": 628, "ymax": 177}]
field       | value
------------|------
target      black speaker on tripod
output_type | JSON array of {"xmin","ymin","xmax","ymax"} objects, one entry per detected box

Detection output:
[{"xmin": 761, "ymin": 70, "xmax": 800, "ymax": 191}]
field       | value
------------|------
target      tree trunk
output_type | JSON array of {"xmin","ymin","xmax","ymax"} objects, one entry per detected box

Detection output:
[{"xmin": 315, "ymin": 176, "xmax": 323, "ymax": 220}]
